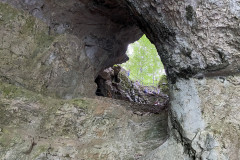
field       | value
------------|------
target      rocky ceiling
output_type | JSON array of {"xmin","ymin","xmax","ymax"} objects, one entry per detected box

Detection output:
[
  {"xmin": 0, "ymin": 0, "xmax": 143, "ymax": 98},
  {"xmin": 2, "ymin": 0, "xmax": 239, "ymax": 82},
  {"xmin": 0, "ymin": 0, "xmax": 240, "ymax": 159},
  {"xmin": 4, "ymin": 0, "xmax": 142, "ymax": 71}
]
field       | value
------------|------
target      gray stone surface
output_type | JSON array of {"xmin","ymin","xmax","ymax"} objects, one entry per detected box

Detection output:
[
  {"xmin": 143, "ymin": 137, "xmax": 191, "ymax": 160},
  {"xmin": 194, "ymin": 75, "xmax": 240, "ymax": 160},
  {"xmin": 0, "ymin": 0, "xmax": 142, "ymax": 98},
  {"xmin": 143, "ymin": 76, "xmax": 240, "ymax": 160},
  {"xmin": 0, "ymin": 81, "xmax": 168, "ymax": 160},
  {"xmin": 0, "ymin": 0, "xmax": 239, "ymax": 160},
  {"xmin": 170, "ymin": 78, "xmax": 205, "ymax": 140},
  {"xmin": 122, "ymin": 0, "xmax": 240, "ymax": 80}
]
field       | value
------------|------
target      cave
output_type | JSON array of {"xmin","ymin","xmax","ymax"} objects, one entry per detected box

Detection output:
[
  {"xmin": 0, "ymin": 0, "xmax": 240, "ymax": 160},
  {"xmin": 94, "ymin": 35, "xmax": 169, "ymax": 107}
]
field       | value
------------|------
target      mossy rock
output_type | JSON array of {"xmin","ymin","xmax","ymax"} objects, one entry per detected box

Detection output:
[
  {"xmin": 118, "ymin": 70, "xmax": 132, "ymax": 89},
  {"xmin": 0, "ymin": 3, "xmax": 19, "ymax": 25},
  {"xmin": 158, "ymin": 75, "xmax": 169, "ymax": 94}
]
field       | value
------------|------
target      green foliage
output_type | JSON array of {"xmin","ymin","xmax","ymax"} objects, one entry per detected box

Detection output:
[{"xmin": 121, "ymin": 35, "xmax": 165, "ymax": 86}]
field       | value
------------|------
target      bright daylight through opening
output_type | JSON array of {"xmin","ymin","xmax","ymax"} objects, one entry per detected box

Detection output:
[
  {"xmin": 95, "ymin": 35, "xmax": 169, "ymax": 107},
  {"xmin": 120, "ymin": 34, "xmax": 166, "ymax": 87}
]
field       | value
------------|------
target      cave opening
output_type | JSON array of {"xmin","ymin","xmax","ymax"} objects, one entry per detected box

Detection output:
[
  {"xmin": 0, "ymin": 1, "xmax": 174, "ymax": 159},
  {"xmin": 95, "ymin": 35, "xmax": 169, "ymax": 108}
]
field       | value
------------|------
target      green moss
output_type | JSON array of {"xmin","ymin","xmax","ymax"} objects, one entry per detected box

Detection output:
[
  {"xmin": 20, "ymin": 16, "xmax": 36, "ymax": 34},
  {"xmin": 186, "ymin": 5, "xmax": 194, "ymax": 21},
  {"xmin": 158, "ymin": 75, "xmax": 169, "ymax": 94},
  {"xmin": 0, "ymin": 128, "xmax": 15, "ymax": 147},
  {"xmin": 0, "ymin": 82, "xmax": 25, "ymax": 98},
  {"xmin": 119, "ymin": 71, "xmax": 132, "ymax": 89},
  {"xmin": 29, "ymin": 31, "xmax": 55, "ymax": 61},
  {"xmin": 0, "ymin": 80, "xmax": 64, "ymax": 112},
  {"xmin": 35, "ymin": 31, "xmax": 55, "ymax": 48},
  {"xmin": 0, "ymin": 2, "xmax": 61, "ymax": 98},
  {"xmin": 69, "ymin": 99, "xmax": 89, "ymax": 109},
  {"xmin": 0, "ymin": 78, "xmax": 87, "ymax": 108},
  {"xmin": 0, "ymin": 80, "xmax": 95, "ymax": 150},
  {"xmin": 0, "ymin": 80, "xmax": 42, "ymax": 101},
  {"xmin": 0, "ymin": 3, "xmax": 19, "ymax": 24}
]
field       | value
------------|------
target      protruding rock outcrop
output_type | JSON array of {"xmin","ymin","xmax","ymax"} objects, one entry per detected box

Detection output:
[
  {"xmin": 0, "ymin": 80, "xmax": 168, "ymax": 159},
  {"xmin": 122, "ymin": 0, "xmax": 240, "ymax": 80},
  {"xmin": 0, "ymin": 0, "xmax": 142, "ymax": 98}
]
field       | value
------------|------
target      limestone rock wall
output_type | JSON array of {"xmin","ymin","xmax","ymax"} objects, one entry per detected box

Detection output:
[
  {"xmin": 123, "ymin": 0, "xmax": 240, "ymax": 80},
  {"xmin": 0, "ymin": 81, "xmax": 168, "ymax": 160},
  {"xmin": 120, "ymin": 1, "xmax": 240, "ymax": 159},
  {"xmin": 0, "ymin": 0, "xmax": 239, "ymax": 160},
  {"xmin": 194, "ymin": 75, "xmax": 240, "ymax": 159},
  {"xmin": 143, "ymin": 75, "xmax": 240, "ymax": 160},
  {"xmin": 0, "ymin": 0, "xmax": 142, "ymax": 98},
  {"xmin": 0, "ymin": 2, "xmax": 96, "ymax": 98}
]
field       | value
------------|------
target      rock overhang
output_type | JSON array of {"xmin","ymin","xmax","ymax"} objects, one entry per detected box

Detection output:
[{"xmin": 0, "ymin": 1, "xmax": 240, "ymax": 159}]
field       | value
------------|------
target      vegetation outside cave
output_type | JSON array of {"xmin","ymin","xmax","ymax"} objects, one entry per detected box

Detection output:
[
  {"xmin": 120, "ymin": 35, "xmax": 166, "ymax": 87},
  {"xmin": 95, "ymin": 35, "xmax": 169, "ymax": 107}
]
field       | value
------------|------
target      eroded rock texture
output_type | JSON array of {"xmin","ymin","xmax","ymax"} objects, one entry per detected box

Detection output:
[
  {"xmin": 0, "ymin": 0, "xmax": 240, "ymax": 160},
  {"xmin": 145, "ymin": 75, "xmax": 240, "ymax": 160},
  {"xmin": 121, "ymin": 1, "xmax": 240, "ymax": 159},
  {"xmin": 0, "ymin": 81, "xmax": 168, "ymax": 159},
  {"xmin": 0, "ymin": 0, "xmax": 142, "ymax": 98},
  {"xmin": 123, "ymin": 0, "xmax": 240, "ymax": 80}
]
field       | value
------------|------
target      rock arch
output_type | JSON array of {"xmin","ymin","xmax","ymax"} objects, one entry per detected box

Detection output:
[{"xmin": 0, "ymin": 0, "xmax": 239, "ymax": 159}]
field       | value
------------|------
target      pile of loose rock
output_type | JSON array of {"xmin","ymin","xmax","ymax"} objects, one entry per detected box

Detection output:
[{"xmin": 95, "ymin": 65, "xmax": 169, "ymax": 107}]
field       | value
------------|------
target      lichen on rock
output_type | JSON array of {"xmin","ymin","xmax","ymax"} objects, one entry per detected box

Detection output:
[
  {"xmin": 0, "ymin": 0, "xmax": 240, "ymax": 159},
  {"xmin": 0, "ymin": 80, "xmax": 168, "ymax": 160}
]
